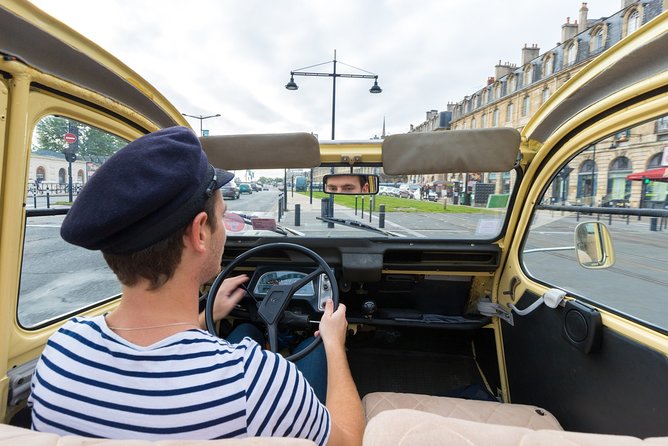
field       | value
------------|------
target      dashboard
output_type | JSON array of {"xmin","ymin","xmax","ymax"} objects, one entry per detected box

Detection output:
[{"xmin": 250, "ymin": 267, "xmax": 333, "ymax": 312}]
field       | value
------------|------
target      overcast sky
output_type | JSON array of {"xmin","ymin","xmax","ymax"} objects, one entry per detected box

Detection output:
[{"xmin": 30, "ymin": 0, "xmax": 623, "ymax": 140}]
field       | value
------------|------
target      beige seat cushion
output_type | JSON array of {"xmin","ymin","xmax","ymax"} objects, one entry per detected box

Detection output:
[
  {"xmin": 362, "ymin": 391, "xmax": 562, "ymax": 430},
  {"xmin": 363, "ymin": 409, "xmax": 668, "ymax": 446},
  {"xmin": 0, "ymin": 423, "xmax": 315, "ymax": 446}
]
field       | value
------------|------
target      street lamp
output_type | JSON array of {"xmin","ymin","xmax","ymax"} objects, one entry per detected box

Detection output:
[
  {"xmin": 285, "ymin": 50, "xmax": 382, "ymax": 208},
  {"xmin": 285, "ymin": 49, "xmax": 382, "ymax": 140},
  {"xmin": 182, "ymin": 113, "xmax": 221, "ymax": 136}
]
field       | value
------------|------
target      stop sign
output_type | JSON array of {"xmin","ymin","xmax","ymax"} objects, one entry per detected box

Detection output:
[{"xmin": 64, "ymin": 132, "xmax": 77, "ymax": 144}]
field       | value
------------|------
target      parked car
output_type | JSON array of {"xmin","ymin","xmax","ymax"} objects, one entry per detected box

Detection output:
[
  {"xmin": 221, "ymin": 183, "xmax": 240, "ymax": 200},
  {"xmin": 239, "ymin": 183, "xmax": 253, "ymax": 194}
]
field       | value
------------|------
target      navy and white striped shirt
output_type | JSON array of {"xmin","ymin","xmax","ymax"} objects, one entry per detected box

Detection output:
[{"xmin": 29, "ymin": 316, "xmax": 330, "ymax": 445}]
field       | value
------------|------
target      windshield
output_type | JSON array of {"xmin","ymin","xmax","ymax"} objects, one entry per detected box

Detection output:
[{"xmin": 223, "ymin": 166, "xmax": 516, "ymax": 240}]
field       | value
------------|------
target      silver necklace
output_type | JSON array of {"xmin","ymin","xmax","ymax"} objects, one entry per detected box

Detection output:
[{"xmin": 107, "ymin": 321, "xmax": 199, "ymax": 331}]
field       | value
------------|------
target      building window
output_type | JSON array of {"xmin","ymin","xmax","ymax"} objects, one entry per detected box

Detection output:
[
  {"xmin": 614, "ymin": 129, "xmax": 631, "ymax": 143},
  {"xmin": 495, "ymin": 83, "xmax": 502, "ymax": 100},
  {"xmin": 58, "ymin": 168, "xmax": 66, "ymax": 184},
  {"xmin": 626, "ymin": 9, "xmax": 640, "ymax": 36},
  {"xmin": 522, "ymin": 95, "xmax": 530, "ymax": 117},
  {"xmin": 492, "ymin": 109, "xmax": 499, "ymax": 127},
  {"xmin": 542, "ymin": 88, "xmax": 550, "ymax": 104},
  {"xmin": 577, "ymin": 159, "xmax": 598, "ymax": 202},
  {"xmin": 77, "ymin": 170, "xmax": 84, "ymax": 183},
  {"xmin": 656, "ymin": 115, "xmax": 668, "ymax": 133},
  {"xmin": 471, "ymin": 117, "xmax": 476, "ymax": 128},
  {"xmin": 506, "ymin": 103, "xmax": 514, "ymax": 122},
  {"xmin": 606, "ymin": 156, "xmax": 632, "ymax": 204},
  {"xmin": 591, "ymin": 26, "xmax": 605, "ymax": 53},
  {"xmin": 36, "ymin": 166, "xmax": 46, "ymax": 182},
  {"xmin": 508, "ymin": 75, "xmax": 517, "ymax": 93},
  {"xmin": 523, "ymin": 65, "xmax": 533, "ymax": 85},
  {"xmin": 566, "ymin": 41, "xmax": 577, "ymax": 66},
  {"xmin": 481, "ymin": 114, "xmax": 487, "ymax": 128},
  {"xmin": 543, "ymin": 55, "xmax": 553, "ymax": 77}
]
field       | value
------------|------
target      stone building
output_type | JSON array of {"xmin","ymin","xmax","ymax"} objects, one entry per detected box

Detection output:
[
  {"xmin": 27, "ymin": 150, "xmax": 100, "ymax": 196},
  {"xmin": 413, "ymin": 1, "xmax": 667, "ymax": 207}
]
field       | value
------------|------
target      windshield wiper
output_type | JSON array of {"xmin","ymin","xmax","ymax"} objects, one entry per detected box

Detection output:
[
  {"xmin": 316, "ymin": 216, "xmax": 401, "ymax": 237},
  {"xmin": 236, "ymin": 213, "xmax": 304, "ymax": 236}
]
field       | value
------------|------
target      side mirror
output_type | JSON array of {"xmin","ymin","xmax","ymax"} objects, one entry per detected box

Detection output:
[
  {"xmin": 322, "ymin": 174, "xmax": 379, "ymax": 195},
  {"xmin": 574, "ymin": 222, "xmax": 615, "ymax": 269}
]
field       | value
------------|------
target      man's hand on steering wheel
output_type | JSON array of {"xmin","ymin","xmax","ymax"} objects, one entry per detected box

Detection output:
[
  {"xmin": 199, "ymin": 275, "xmax": 248, "ymax": 329},
  {"xmin": 205, "ymin": 243, "xmax": 338, "ymax": 362},
  {"xmin": 315, "ymin": 299, "xmax": 349, "ymax": 350}
]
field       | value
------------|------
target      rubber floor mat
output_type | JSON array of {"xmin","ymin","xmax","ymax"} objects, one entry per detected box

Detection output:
[{"xmin": 348, "ymin": 347, "xmax": 483, "ymax": 398}]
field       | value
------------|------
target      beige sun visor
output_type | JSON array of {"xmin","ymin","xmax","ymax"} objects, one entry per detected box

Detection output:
[
  {"xmin": 382, "ymin": 128, "xmax": 521, "ymax": 175},
  {"xmin": 200, "ymin": 132, "xmax": 321, "ymax": 170}
]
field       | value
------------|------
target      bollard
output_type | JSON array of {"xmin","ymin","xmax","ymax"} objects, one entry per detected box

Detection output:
[
  {"xmin": 354, "ymin": 196, "xmax": 358, "ymax": 215},
  {"xmin": 650, "ymin": 217, "xmax": 658, "ymax": 231},
  {"xmin": 321, "ymin": 198, "xmax": 333, "ymax": 228},
  {"xmin": 320, "ymin": 198, "xmax": 329, "ymax": 218},
  {"xmin": 369, "ymin": 196, "xmax": 373, "ymax": 222},
  {"xmin": 46, "ymin": 192, "xmax": 50, "ymax": 208},
  {"xmin": 608, "ymin": 214, "xmax": 612, "ymax": 225},
  {"xmin": 33, "ymin": 193, "xmax": 37, "ymax": 209},
  {"xmin": 278, "ymin": 197, "xmax": 283, "ymax": 222},
  {"xmin": 295, "ymin": 204, "xmax": 301, "ymax": 226},
  {"xmin": 361, "ymin": 196, "xmax": 365, "ymax": 219},
  {"xmin": 379, "ymin": 204, "xmax": 386, "ymax": 228}
]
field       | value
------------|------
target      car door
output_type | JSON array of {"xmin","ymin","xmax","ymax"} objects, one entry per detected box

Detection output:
[{"xmin": 496, "ymin": 13, "xmax": 668, "ymax": 438}]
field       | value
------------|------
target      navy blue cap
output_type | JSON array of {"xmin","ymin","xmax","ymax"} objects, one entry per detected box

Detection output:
[{"xmin": 61, "ymin": 126, "xmax": 234, "ymax": 254}]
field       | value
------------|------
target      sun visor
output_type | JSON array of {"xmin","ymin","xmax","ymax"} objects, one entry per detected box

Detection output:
[
  {"xmin": 200, "ymin": 132, "xmax": 321, "ymax": 170},
  {"xmin": 382, "ymin": 128, "xmax": 520, "ymax": 174}
]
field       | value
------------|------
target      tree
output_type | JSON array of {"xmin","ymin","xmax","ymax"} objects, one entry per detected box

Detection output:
[{"xmin": 34, "ymin": 116, "xmax": 126, "ymax": 158}]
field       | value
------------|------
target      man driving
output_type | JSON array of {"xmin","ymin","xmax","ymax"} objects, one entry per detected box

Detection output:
[
  {"xmin": 28, "ymin": 126, "xmax": 364, "ymax": 445},
  {"xmin": 324, "ymin": 175, "xmax": 369, "ymax": 194}
]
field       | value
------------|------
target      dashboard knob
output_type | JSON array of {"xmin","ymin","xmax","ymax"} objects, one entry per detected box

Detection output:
[{"xmin": 361, "ymin": 300, "xmax": 377, "ymax": 317}]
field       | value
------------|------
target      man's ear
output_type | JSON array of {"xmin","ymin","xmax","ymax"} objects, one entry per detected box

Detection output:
[{"xmin": 184, "ymin": 211, "xmax": 209, "ymax": 253}]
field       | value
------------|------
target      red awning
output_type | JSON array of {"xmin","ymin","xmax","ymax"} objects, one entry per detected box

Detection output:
[{"xmin": 626, "ymin": 167, "xmax": 668, "ymax": 182}]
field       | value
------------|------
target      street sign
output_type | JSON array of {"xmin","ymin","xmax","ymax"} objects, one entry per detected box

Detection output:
[
  {"xmin": 64, "ymin": 132, "xmax": 77, "ymax": 144},
  {"xmin": 202, "ymin": 129, "xmax": 209, "ymax": 136}
]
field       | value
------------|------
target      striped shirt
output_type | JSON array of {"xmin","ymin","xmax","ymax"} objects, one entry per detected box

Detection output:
[{"xmin": 28, "ymin": 315, "xmax": 330, "ymax": 445}]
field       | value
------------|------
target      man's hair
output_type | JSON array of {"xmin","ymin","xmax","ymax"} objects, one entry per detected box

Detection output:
[{"xmin": 103, "ymin": 195, "xmax": 218, "ymax": 290}]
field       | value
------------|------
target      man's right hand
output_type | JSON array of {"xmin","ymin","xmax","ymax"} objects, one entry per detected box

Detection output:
[{"xmin": 315, "ymin": 299, "xmax": 348, "ymax": 350}]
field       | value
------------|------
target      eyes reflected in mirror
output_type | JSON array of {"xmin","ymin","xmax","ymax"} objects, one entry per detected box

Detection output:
[{"xmin": 322, "ymin": 174, "xmax": 379, "ymax": 195}]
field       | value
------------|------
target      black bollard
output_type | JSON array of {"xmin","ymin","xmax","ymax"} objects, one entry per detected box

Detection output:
[
  {"xmin": 379, "ymin": 204, "xmax": 386, "ymax": 228},
  {"xmin": 46, "ymin": 192, "xmax": 50, "ymax": 208},
  {"xmin": 295, "ymin": 204, "xmax": 301, "ymax": 226}
]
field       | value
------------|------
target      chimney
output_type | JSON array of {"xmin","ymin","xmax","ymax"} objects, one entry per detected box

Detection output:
[
  {"xmin": 578, "ymin": 3, "xmax": 589, "ymax": 33},
  {"xmin": 521, "ymin": 43, "xmax": 540, "ymax": 65},
  {"xmin": 486, "ymin": 76, "xmax": 495, "ymax": 85},
  {"xmin": 426, "ymin": 109, "xmax": 438, "ymax": 120},
  {"xmin": 562, "ymin": 17, "xmax": 579, "ymax": 42},
  {"xmin": 495, "ymin": 60, "xmax": 516, "ymax": 79}
]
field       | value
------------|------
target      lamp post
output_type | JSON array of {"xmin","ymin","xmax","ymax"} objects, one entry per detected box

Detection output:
[
  {"xmin": 286, "ymin": 49, "xmax": 382, "ymax": 208},
  {"xmin": 182, "ymin": 113, "xmax": 221, "ymax": 136}
]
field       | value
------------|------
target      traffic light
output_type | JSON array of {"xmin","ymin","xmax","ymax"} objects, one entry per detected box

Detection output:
[
  {"xmin": 643, "ymin": 177, "xmax": 651, "ymax": 185},
  {"xmin": 64, "ymin": 151, "xmax": 77, "ymax": 163}
]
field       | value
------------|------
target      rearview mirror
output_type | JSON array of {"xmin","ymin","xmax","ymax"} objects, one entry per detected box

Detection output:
[
  {"xmin": 574, "ymin": 222, "xmax": 615, "ymax": 269},
  {"xmin": 323, "ymin": 174, "xmax": 379, "ymax": 195}
]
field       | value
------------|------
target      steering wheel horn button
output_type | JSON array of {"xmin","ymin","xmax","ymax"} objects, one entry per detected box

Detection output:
[{"xmin": 258, "ymin": 285, "xmax": 293, "ymax": 325}]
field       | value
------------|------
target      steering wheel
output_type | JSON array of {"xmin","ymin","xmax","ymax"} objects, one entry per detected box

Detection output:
[{"xmin": 205, "ymin": 242, "xmax": 338, "ymax": 361}]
